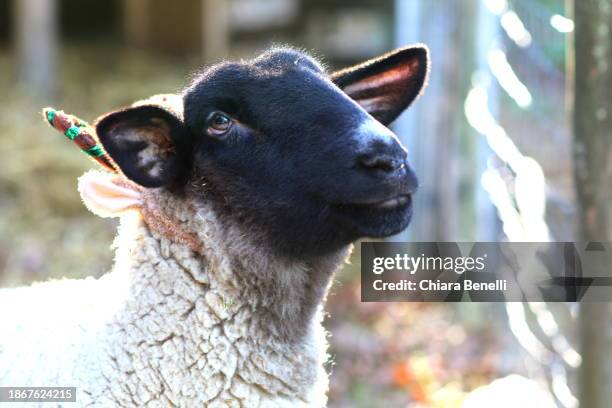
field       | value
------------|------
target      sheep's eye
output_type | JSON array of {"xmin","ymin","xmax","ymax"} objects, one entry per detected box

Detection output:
[{"xmin": 207, "ymin": 112, "xmax": 233, "ymax": 136}]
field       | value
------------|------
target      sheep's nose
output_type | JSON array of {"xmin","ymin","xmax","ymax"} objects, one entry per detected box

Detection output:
[
  {"xmin": 357, "ymin": 152, "xmax": 403, "ymax": 173},
  {"xmin": 355, "ymin": 135, "xmax": 419, "ymax": 194},
  {"xmin": 354, "ymin": 120, "xmax": 408, "ymax": 175}
]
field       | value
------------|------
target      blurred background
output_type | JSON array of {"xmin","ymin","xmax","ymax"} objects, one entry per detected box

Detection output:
[{"xmin": 0, "ymin": 0, "xmax": 610, "ymax": 407}]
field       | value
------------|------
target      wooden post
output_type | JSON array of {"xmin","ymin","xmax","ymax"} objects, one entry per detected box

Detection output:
[
  {"xmin": 201, "ymin": 0, "xmax": 230, "ymax": 62},
  {"xmin": 472, "ymin": 0, "xmax": 500, "ymax": 242},
  {"xmin": 13, "ymin": 0, "xmax": 58, "ymax": 100},
  {"xmin": 394, "ymin": 0, "xmax": 484, "ymax": 241},
  {"xmin": 572, "ymin": 1, "xmax": 612, "ymax": 407},
  {"xmin": 123, "ymin": 0, "xmax": 150, "ymax": 48}
]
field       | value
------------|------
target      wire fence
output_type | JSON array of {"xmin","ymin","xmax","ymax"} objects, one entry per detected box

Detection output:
[{"xmin": 465, "ymin": 1, "xmax": 578, "ymax": 407}]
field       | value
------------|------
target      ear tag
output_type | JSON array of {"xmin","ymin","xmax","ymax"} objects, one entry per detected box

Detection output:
[{"xmin": 77, "ymin": 170, "xmax": 143, "ymax": 218}]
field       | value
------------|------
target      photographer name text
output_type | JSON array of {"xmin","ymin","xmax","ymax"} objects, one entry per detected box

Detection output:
[{"xmin": 372, "ymin": 279, "xmax": 507, "ymax": 292}]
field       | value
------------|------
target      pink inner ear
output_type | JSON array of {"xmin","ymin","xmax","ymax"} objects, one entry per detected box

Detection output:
[
  {"xmin": 343, "ymin": 59, "xmax": 421, "ymax": 97},
  {"xmin": 78, "ymin": 171, "xmax": 143, "ymax": 218}
]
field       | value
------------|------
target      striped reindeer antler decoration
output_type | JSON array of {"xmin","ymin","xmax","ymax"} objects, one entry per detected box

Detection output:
[{"xmin": 43, "ymin": 107, "xmax": 118, "ymax": 172}]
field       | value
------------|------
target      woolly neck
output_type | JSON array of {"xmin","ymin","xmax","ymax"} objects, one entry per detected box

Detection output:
[
  {"xmin": 97, "ymin": 189, "xmax": 350, "ymax": 406},
  {"xmin": 133, "ymin": 188, "xmax": 351, "ymax": 339}
]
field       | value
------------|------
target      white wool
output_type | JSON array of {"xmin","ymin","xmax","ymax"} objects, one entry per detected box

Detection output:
[{"xmin": 0, "ymin": 190, "xmax": 349, "ymax": 407}]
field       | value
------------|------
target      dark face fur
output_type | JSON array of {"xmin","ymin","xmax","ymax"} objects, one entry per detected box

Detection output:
[{"xmin": 96, "ymin": 46, "xmax": 429, "ymax": 257}]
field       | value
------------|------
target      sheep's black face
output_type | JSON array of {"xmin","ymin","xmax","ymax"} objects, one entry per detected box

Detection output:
[{"xmin": 96, "ymin": 47, "xmax": 429, "ymax": 257}]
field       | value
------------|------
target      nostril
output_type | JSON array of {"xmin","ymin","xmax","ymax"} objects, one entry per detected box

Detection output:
[{"xmin": 357, "ymin": 154, "xmax": 399, "ymax": 173}]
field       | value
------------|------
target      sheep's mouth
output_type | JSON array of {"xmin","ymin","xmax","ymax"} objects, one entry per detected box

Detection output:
[
  {"xmin": 330, "ymin": 193, "xmax": 413, "ymax": 238},
  {"xmin": 342, "ymin": 194, "xmax": 412, "ymax": 211},
  {"xmin": 363, "ymin": 194, "xmax": 411, "ymax": 210}
]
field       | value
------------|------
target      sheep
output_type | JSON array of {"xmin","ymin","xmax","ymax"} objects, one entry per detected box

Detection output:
[{"xmin": 0, "ymin": 45, "xmax": 429, "ymax": 407}]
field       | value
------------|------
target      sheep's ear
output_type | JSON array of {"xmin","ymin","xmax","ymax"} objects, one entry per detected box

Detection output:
[
  {"xmin": 78, "ymin": 171, "xmax": 142, "ymax": 218},
  {"xmin": 331, "ymin": 45, "xmax": 430, "ymax": 125},
  {"xmin": 96, "ymin": 105, "xmax": 190, "ymax": 188}
]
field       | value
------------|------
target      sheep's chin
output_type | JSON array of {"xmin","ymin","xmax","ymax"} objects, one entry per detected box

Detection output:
[{"xmin": 332, "ymin": 196, "xmax": 413, "ymax": 239}]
